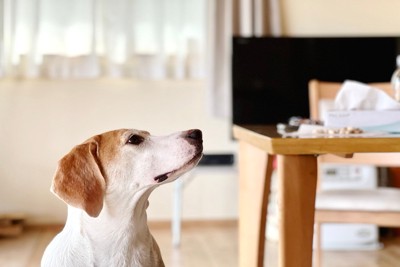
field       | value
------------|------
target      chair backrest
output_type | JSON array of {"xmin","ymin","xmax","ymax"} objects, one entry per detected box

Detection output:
[{"xmin": 308, "ymin": 79, "xmax": 393, "ymax": 121}]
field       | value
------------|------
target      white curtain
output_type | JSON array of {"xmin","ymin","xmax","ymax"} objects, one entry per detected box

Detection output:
[
  {"xmin": 0, "ymin": 0, "xmax": 206, "ymax": 80},
  {"xmin": 206, "ymin": 0, "xmax": 282, "ymax": 118},
  {"xmin": 206, "ymin": 0, "xmax": 232, "ymax": 119}
]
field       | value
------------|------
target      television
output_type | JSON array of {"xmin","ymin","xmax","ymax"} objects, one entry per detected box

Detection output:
[{"xmin": 232, "ymin": 36, "xmax": 400, "ymax": 125}]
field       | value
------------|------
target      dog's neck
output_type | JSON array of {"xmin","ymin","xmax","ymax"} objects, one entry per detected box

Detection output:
[{"xmin": 63, "ymin": 187, "xmax": 161, "ymax": 266}]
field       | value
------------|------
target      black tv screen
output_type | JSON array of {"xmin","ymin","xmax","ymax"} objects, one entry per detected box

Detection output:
[{"xmin": 232, "ymin": 36, "xmax": 400, "ymax": 125}]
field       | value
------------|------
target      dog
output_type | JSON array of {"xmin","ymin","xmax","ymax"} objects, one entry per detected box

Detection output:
[{"xmin": 41, "ymin": 128, "xmax": 203, "ymax": 267}]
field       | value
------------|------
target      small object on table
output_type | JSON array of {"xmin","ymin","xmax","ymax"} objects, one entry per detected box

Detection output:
[
  {"xmin": 312, "ymin": 126, "xmax": 364, "ymax": 135},
  {"xmin": 277, "ymin": 116, "xmax": 324, "ymax": 134}
]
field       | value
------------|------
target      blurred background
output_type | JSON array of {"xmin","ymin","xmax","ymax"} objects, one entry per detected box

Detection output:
[{"xmin": 2, "ymin": 1, "xmax": 400, "ymax": 266}]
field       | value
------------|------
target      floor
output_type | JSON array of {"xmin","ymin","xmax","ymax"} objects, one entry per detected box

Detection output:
[{"xmin": 1, "ymin": 222, "xmax": 400, "ymax": 267}]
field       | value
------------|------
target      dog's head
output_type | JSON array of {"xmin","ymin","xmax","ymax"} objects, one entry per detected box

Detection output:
[{"xmin": 51, "ymin": 129, "xmax": 203, "ymax": 217}]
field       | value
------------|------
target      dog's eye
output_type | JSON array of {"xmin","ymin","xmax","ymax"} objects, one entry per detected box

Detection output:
[{"xmin": 127, "ymin": 135, "xmax": 145, "ymax": 145}]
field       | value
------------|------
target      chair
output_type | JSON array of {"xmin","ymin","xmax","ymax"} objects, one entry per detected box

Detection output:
[{"xmin": 309, "ymin": 79, "xmax": 400, "ymax": 267}]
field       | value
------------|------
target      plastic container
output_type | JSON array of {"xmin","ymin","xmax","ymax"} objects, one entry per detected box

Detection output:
[{"xmin": 391, "ymin": 55, "xmax": 400, "ymax": 101}]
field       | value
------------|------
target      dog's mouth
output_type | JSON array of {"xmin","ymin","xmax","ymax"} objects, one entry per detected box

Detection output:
[
  {"xmin": 154, "ymin": 151, "xmax": 203, "ymax": 183},
  {"xmin": 154, "ymin": 173, "xmax": 170, "ymax": 183}
]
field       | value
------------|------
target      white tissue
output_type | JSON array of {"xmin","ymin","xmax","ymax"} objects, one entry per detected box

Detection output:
[{"xmin": 334, "ymin": 80, "xmax": 400, "ymax": 110}]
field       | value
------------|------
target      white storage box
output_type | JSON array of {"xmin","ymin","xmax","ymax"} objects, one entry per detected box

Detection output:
[
  {"xmin": 318, "ymin": 164, "xmax": 381, "ymax": 251},
  {"xmin": 320, "ymin": 224, "xmax": 381, "ymax": 250},
  {"xmin": 319, "ymin": 164, "xmax": 377, "ymax": 190}
]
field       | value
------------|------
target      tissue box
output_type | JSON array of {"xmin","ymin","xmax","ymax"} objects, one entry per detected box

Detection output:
[{"xmin": 326, "ymin": 110, "xmax": 400, "ymax": 132}]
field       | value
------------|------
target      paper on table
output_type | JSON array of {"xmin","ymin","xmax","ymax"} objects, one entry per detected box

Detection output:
[{"xmin": 334, "ymin": 80, "xmax": 400, "ymax": 110}]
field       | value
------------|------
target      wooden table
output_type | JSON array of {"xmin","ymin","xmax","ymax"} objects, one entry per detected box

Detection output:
[{"xmin": 233, "ymin": 124, "xmax": 400, "ymax": 267}]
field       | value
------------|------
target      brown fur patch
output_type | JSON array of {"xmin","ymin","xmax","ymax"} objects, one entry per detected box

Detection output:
[{"xmin": 52, "ymin": 139, "xmax": 106, "ymax": 217}]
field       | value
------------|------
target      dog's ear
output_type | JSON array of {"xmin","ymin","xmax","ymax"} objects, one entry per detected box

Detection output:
[{"xmin": 51, "ymin": 139, "xmax": 106, "ymax": 217}]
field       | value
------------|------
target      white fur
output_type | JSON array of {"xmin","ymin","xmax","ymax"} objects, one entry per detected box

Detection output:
[{"xmin": 41, "ymin": 129, "xmax": 203, "ymax": 267}]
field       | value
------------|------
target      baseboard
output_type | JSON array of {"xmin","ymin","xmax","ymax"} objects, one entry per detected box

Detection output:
[
  {"xmin": 25, "ymin": 224, "xmax": 64, "ymax": 231},
  {"xmin": 25, "ymin": 220, "xmax": 238, "ymax": 231},
  {"xmin": 148, "ymin": 219, "xmax": 237, "ymax": 229}
]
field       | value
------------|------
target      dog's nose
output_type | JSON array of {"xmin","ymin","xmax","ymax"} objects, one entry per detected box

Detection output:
[{"xmin": 186, "ymin": 129, "xmax": 202, "ymax": 140}]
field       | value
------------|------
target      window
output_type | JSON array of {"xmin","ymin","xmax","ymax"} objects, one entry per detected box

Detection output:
[{"xmin": 0, "ymin": 0, "xmax": 207, "ymax": 80}]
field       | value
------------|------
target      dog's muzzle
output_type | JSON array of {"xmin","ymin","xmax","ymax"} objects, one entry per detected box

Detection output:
[{"xmin": 154, "ymin": 129, "xmax": 203, "ymax": 184}]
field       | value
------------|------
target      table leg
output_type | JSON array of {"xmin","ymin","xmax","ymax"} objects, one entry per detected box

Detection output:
[
  {"xmin": 277, "ymin": 155, "xmax": 318, "ymax": 267},
  {"xmin": 238, "ymin": 142, "xmax": 274, "ymax": 267}
]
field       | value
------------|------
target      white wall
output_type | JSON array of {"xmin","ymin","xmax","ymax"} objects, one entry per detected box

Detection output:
[
  {"xmin": 281, "ymin": 0, "xmax": 400, "ymax": 36},
  {"xmin": 0, "ymin": 79, "xmax": 237, "ymax": 224}
]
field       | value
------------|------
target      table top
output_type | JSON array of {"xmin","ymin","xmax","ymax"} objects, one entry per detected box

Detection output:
[{"xmin": 233, "ymin": 124, "xmax": 400, "ymax": 155}]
